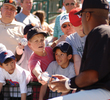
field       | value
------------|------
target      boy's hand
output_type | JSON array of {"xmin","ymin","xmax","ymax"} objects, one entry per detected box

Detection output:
[
  {"xmin": 16, "ymin": 43, "xmax": 24, "ymax": 55},
  {"xmin": 37, "ymin": 73, "xmax": 48, "ymax": 85}
]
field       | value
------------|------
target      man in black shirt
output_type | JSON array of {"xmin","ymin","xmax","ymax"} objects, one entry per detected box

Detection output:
[{"xmin": 48, "ymin": 0, "xmax": 110, "ymax": 100}]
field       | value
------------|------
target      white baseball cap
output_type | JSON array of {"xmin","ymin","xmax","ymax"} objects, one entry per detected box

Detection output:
[{"xmin": 60, "ymin": 13, "xmax": 70, "ymax": 27}]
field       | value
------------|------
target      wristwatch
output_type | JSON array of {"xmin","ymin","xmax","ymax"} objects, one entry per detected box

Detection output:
[{"xmin": 65, "ymin": 79, "xmax": 72, "ymax": 90}]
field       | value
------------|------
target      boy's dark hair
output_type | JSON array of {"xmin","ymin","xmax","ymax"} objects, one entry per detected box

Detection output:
[
  {"xmin": 0, "ymin": 58, "xmax": 14, "ymax": 66},
  {"xmin": 53, "ymin": 41, "xmax": 73, "ymax": 62},
  {"xmin": 53, "ymin": 41, "xmax": 73, "ymax": 56}
]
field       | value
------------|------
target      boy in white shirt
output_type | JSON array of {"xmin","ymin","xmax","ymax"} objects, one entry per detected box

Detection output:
[{"xmin": 0, "ymin": 49, "xmax": 32, "ymax": 100}]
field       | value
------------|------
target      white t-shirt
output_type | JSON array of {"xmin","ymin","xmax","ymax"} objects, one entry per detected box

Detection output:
[
  {"xmin": 66, "ymin": 32, "xmax": 87, "ymax": 58},
  {"xmin": 0, "ymin": 19, "xmax": 24, "ymax": 53},
  {"xmin": 0, "ymin": 64, "xmax": 32, "ymax": 96}
]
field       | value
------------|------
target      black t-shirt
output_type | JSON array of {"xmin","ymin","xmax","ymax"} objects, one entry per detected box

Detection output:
[{"xmin": 71, "ymin": 25, "xmax": 110, "ymax": 91}]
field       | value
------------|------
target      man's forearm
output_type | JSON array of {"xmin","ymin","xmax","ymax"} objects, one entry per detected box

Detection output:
[{"xmin": 70, "ymin": 70, "xmax": 98, "ymax": 88}]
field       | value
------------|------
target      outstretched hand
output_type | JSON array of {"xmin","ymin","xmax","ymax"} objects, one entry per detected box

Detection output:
[{"xmin": 48, "ymin": 74, "xmax": 70, "ymax": 93}]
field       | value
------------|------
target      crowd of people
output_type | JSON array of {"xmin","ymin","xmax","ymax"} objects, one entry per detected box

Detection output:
[{"xmin": 0, "ymin": 0, "xmax": 110, "ymax": 100}]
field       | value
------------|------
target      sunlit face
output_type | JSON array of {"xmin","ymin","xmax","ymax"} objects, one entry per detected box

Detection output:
[
  {"xmin": 21, "ymin": 0, "xmax": 33, "ymax": 12},
  {"xmin": 73, "ymin": 24, "xmax": 85, "ymax": 37},
  {"xmin": 61, "ymin": 22, "xmax": 75, "ymax": 36},
  {"xmin": 1, "ymin": 4, "xmax": 16, "ymax": 21},
  {"xmin": 28, "ymin": 34, "xmax": 45, "ymax": 53},
  {"xmin": 63, "ymin": 0, "xmax": 76, "ymax": 13},
  {"xmin": 55, "ymin": 49, "xmax": 71, "ymax": 68},
  {"xmin": 1, "ymin": 59, "xmax": 16, "ymax": 74}
]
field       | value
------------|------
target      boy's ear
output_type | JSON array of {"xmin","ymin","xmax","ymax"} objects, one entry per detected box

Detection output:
[
  {"xmin": 68, "ymin": 54, "xmax": 72, "ymax": 60},
  {"xmin": 28, "ymin": 41, "xmax": 32, "ymax": 50},
  {"xmin": 28, "ymin": 41, "xmax": 31, "ymax": 47}
]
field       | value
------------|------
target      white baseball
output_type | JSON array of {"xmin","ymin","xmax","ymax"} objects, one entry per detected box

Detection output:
[{"xmin": 20, "ymin": 38, "xmax": 28, "ymax": 46}]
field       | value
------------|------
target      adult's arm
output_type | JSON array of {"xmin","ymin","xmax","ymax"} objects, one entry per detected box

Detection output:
[
  {"xmin": 73, "ymin": 54, "xmax": 81, "ymax": 75},
  {"xmin": 48, "ymin": 70, "xmax": 98, "ymax": 93}
]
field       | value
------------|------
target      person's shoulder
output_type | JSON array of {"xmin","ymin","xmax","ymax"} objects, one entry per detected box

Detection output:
[
  {"xmin": 13, "ymin": 19, "xmax": 25, "ymax": 26},
  {"xmin": 90, "ymin": 25, "xmax": 110, "ymax": 36},
  {"xmin": 68, "ymin": 62, "xmax": 74, "ymax": 69},
  {"xmin": 15, "ymin": 12, "xmax": 22, "ymax": 18},
  {"xmin": 45, "ymin": 46, "xmax": 53, "ymax": 51},
  {"xmin": 49, "ymin": 61, "xmax": 57, "ymax": 65},
  {"xmin": 15, "ymin": 64, "xmax": 24, "ymax": 72},
  {"xmin": 67, "ymin": 32, "xmax": 77, "ymax": 39},
  {"xmin": 69, "ymin": 62, "xmax": 74, "ymax": 66}
]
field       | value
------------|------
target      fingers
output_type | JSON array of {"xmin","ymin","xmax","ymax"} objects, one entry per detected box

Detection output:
[{"xmin": 51, "ymin": 74, "xmax": 67, "ymax": 80}]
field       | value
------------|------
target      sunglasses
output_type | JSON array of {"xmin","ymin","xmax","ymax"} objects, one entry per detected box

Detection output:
[
  {"xmin": 65, "ymin": 3, "xmax": 74, "ymax": 6},
  {"xmin": 62, "ymin": 24, "xmax": 71, "ymax": 28},
  {"xmin": 80, "ymin": 11, "xmax": 94, "ymax": 16}
]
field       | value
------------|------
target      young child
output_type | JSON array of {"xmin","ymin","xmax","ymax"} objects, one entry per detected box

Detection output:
[
  {"xmin": 0, "ymin": 49, "xmax": 32, "ymax": 100},
  {"xmin": 15, "ymin": 23, "xmax": 37, "ymax": 71},
  {"xmin": 39, "ymin": 41, "xmax": 76, "ymax": 100},
  {"xmin": 27, "ymin": 27, "xmax": 54, "ymax": 100}
]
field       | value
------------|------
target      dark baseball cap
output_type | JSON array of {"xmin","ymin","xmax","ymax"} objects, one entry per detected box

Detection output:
[
  {"xmin": 3, "ymin": 0, "xmax": 17, "ymax": 9},
  {"xmin": 53, "ymin": 41, "xmax": 73, "ymax": 55},
  {"xmin": 75, "ymin": 0, "xmax": 109, "ymax": 15},
  {"xmin": 24, "ymin": 23, "xmax": 37, "ymax": 35},
  {"xmin": 27, "ymin": 27, "xmax": 47, "ymax": 41},
  {"xmin": 0, "ymin": 50, "xmax": 15, "ymax": 63}
]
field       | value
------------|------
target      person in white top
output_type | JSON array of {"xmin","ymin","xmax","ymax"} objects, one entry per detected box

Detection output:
[
  {"xmin": 0, "ymin": 0, "xmax": 25, "ymax": 53},
  {"xmin": 15, "ymin": 0, "xmax": 41, "ymax": 26},
  {"xmin": 0, "ymin": 49, "xmax": 32, "ymax": 100}
]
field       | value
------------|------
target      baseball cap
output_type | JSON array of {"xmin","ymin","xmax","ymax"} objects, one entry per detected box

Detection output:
[
  {"xmin": 27, "ymin": 27, "xmax": 47, "ymax": 40},
  {"xmin": 60, "ymin": 13, "xmax": 70, "ymax": 26},
  {"xmin": 3, "ymin": 0, "xmax": 17, "ymax": 9},
  {"xmin": 24, "ymin": 23, "xmax": 37, "ymax": 35},
  {"xmin": 0, "ymin": 50, "xmax": 15, "ymax": 63},
  {"xmin": 69, "ymin": 8, "xmax": 82, "ymax": 27},
  {"xmin": 53, "ymin": 41, "xmax": 73, "ymax": 55},
  {"xmin": 75, "ymin": 0, "xmax": 109, "ymax": 15}
]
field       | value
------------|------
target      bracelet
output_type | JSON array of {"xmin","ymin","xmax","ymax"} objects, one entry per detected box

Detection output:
[{"xmin": 65, "ymin": 76, "xmax": 78, "ymax": 90}]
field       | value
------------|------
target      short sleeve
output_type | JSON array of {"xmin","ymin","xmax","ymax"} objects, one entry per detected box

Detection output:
[
  {"xmin": 0, "ymin": 68, "xmax": 6, "ymax": 85},
  {"xmin": 66, "ymin": 36, "xmax": 78, "ymax": 55}
]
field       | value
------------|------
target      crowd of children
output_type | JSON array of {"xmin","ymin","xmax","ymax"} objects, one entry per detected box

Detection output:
[{"xmin": 0, "ymin": 0, "xmax": 87, "ymax": 100}]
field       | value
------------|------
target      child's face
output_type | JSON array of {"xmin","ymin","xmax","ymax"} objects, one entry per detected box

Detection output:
[
  {"xmin": 28, "ymin": 34, "xmax": 45, "ymax": 53},
  {"xmin": 1, "ymin": 59, "xmax": 16, "ymax": 74},
  {"xmin": 55, "ymin": 48, "xmax": 72, "ymax": 68}
]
